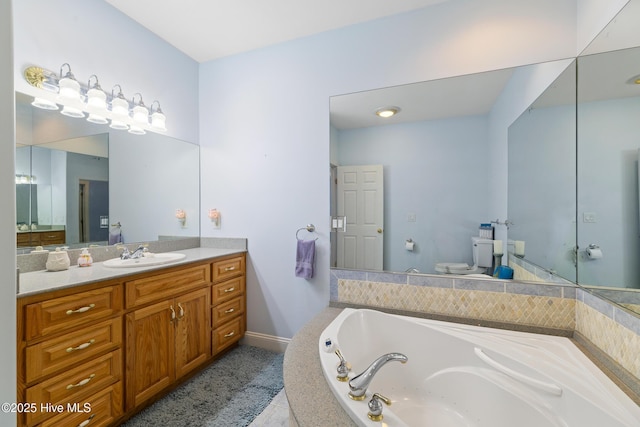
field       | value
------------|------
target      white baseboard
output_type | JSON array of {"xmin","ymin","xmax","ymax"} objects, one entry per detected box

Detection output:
[{"xmin": 241, "ymin": 331, "xmax": 290, "ymax": 353}]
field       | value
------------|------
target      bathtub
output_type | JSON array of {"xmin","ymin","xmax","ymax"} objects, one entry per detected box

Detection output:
[{"xmin": 319, "ymin": 308, "xmax": 640, "ymax": 427}]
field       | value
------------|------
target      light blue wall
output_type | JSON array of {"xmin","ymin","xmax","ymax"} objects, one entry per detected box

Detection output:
[{"xmin": 336, "ymin": 115, "xmax": 490, "ymax": 273}]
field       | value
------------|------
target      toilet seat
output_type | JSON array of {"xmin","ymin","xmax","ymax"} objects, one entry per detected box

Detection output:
[{"xmin": 435, "ymin": 262, "xmax": 487, "ymax": 275}]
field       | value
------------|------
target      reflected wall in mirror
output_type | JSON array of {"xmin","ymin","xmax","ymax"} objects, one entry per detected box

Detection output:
[
  {"xmin": 330, "ymin": 66, "xmax": 543, "ymax": 275},
  {"xmin": 15, "ymin": 91, "xmax": 200, "ymax": 251},
  {"xmin": 507, "ymin": 62, "xmax": 577, "ymax": 283},
  {"xmin": 577, "ymin": 46, "xmax": 640, "ymax": 291}
]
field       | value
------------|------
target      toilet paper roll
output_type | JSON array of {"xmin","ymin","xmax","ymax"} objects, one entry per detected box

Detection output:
[
  {"xmin": 586, "ymin": 246, "xmax": 603, "ymax": 259},
  {"xmin": 405, "ymin": 240, "xmax": 414, "ymax": 251}
]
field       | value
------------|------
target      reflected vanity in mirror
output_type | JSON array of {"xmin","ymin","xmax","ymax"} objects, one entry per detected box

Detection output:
[{"xmin": 15, "ymin": 91, "xmax": 200, "ymax": 253}]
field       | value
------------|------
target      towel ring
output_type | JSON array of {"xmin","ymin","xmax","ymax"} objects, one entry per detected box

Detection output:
[{"xmin": 296, "ymin": 224, "xmax": 318, "ymax": 241}]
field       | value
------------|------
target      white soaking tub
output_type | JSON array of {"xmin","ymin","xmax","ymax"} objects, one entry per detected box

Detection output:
[{"xmin": 319, "ymin": 308, "xmax": 640, "ymax": 427}]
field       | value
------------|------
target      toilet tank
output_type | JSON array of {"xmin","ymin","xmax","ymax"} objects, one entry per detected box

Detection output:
[{"xmin": 472, "ymin": 237, "xmax": 494, "ymax": 268}]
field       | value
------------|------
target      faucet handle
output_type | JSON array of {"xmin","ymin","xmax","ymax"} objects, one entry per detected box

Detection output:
[
  {"xmin": 368, "ymin": 393, "xmax": 392, "ymax": 422},
  {"xmin": 334, "ymin": 349, "xmax": 351, "ymax": 382}
]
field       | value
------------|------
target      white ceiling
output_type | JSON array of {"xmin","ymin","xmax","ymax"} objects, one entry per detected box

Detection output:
[{"xmin": 105, "ymin": 0, "xmax": 450, "ymax": 63}]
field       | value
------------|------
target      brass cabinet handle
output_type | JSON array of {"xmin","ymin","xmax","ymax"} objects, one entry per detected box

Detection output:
[
  {"xmin": 224, "ymin": 266, "xmax": 236, "ymax": 271},
  {"xmin": 66, "ymin": 339, "xmax": 96, "ymax": 353},
  {"xmin": 66, "ymin": 374, "xmax": 96, "ymax": 390},
  {"xmin": 77, "ymin": 414, "xmax": 95, "ymax": 427},
  {"xmin": 66, "ymin": 304, "xmax": 95, "ymax": 315},
  {"xmin": 224, "ymin": 331, "xmax": 235, "ymax": 338},
  {"xmin": 224, "ymin": 308, "xmax": 235, "ymax": 314},
  {"xmin": 223, "ymin": 287, "xmax": 235, "ymax": 293},
  {"xmin": 177, "ymin": 303, "xmax": 185, "ymax": 320},
  {"xmin": 170, "ymin": 305, "xmax": 176, "ymax": 322}
]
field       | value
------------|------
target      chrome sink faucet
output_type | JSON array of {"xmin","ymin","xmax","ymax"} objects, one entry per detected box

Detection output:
[
  {"xmin": 118, "ymin": 244, "xmax": 148, "ymax": 260},
  {"xmin": 348, "ymin": 352, "xmax": 408, "ymax": 400}
]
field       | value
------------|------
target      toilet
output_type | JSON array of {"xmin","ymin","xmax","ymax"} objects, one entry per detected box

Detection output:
[{"xmin": 435, "ymin": 237, "xmax": 494, "ymax": 275}]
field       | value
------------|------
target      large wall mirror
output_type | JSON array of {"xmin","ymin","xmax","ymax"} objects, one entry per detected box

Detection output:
[
  {"xmin": 330, "ymin": 68, "xmax": 517, "ymax": 274},
  {"xmin": 15, "ymin": 92, "xmax": 200, "ymax": 252},
  {"xmin": 329, "ymin": 0, "xmax": 640, "ymax": 317}
]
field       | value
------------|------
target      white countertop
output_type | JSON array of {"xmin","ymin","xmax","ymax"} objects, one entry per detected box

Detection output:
[{"xmin": 17, "ymin": 247, "xmax": 245, "ymax": 297}]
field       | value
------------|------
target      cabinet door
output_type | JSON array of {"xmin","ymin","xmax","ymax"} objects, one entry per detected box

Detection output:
[
  {"xmin": 125, "ymin": 300, "xmax": 175, "ymax": 410},
  {"xmin": 175, "ymin": 288, "xmax": 210, "ymax": 378}
]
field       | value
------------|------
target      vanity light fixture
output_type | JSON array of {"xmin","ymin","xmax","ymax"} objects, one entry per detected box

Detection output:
[
  {"xmin": 23, "ymin": 63, "xmax": 167, "ymax": 134},
  {"xmin": 57, "ymin": 63, "xmax": 85, "ymax": 118},
  {"xmin": 150, "ymin": 101, "xmax": 167, "ymax": 131},
  {"xmin": 86, "ymin": 75, "xmax": 108, "ymax": 124},
  {"xmin": 129, "ymin": 93, "xmax": 148, "ymax": 135},
  {"xmin": 109, "ymin": 85, "xmax": 130, "ymax": 130},
  {"xmin": 375, "ymin": 106, "xmax": 401, "ymax": 118}
]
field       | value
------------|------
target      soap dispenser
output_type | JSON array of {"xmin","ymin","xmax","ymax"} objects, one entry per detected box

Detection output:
[
  {"xmin": 46, "ymin": 247, "xmax": 71, "ymax": 272},
  {"xmin": 77, "ymin": 248, "xmax": 93, "ymax": 267}
]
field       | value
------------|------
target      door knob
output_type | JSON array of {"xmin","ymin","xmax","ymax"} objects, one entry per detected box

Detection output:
[{"xmin": 377, "ymin": 228, "xmax": 383, "ymax": 234}]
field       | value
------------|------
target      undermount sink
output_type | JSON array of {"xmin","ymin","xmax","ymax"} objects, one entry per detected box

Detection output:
[{"xmin": 103, "ymin": 252, "xmax": 186, "ymax": 268}]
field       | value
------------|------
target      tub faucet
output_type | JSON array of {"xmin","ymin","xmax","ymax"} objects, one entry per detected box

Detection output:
[{"xmin": 348, "ymin": 352, "xmax": 408, "ymax": 400}]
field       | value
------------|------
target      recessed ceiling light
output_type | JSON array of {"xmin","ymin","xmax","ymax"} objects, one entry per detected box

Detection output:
[{"xmin": 375, "ymin": 106, "xmax": 400, "ymax": 118}]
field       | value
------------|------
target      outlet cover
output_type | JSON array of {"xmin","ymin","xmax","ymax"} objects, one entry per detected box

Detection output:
[{"xmin": 583, "ymin": 212, "xmax": 597, "ymax": 223}]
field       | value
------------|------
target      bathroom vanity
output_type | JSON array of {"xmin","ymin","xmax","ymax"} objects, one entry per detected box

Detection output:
[{"xmin": 16, "ymin": 249, "xmax": 246, "ymax": 427}]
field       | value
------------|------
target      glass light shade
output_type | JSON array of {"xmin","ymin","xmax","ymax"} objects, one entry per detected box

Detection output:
[
  {"xmin": 86, "ymin": 88, "xmax": 107, "ymax": 109},
  {"xmin": 109, "ymin": 119, "xmax": 129, "ymax": 130},
  {"xmin": 60, "ymin": 104, "xmax": 85, "ymax": 118},
  {"xmin": 111, "ymin": 97, "xmax": 129, "ymax": 117},
  {"xmin": 151, "ymin": 111, "xmax": 167, "ymax": 131},
  {"xmin": 87, "ymin": 113, "xmax": 109, "ymax": 124},
  {"xmin": 128, "ymin": 125, "xmax": 146, "ymax": 135},
  {"xmin": 58, "ymin": 77, "xmax": 81, "ymax": 101},
  {"xmin": 132, "ymin": 104, "xmax": 149, "ymax": 124},
  {"xmin": 31, "ymin": 97, "xmax": 58, "ymax": 110}
]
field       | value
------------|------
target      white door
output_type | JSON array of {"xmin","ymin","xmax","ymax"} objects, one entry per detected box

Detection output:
[{"xmin": 336, "ymin": 165, "xmax": 384, "ymax": 270}]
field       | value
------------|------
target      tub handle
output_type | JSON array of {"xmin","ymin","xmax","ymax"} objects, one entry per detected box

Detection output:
[{"xmin": 474, "ymin": 347, "xmax": 562, "ymax": 396}]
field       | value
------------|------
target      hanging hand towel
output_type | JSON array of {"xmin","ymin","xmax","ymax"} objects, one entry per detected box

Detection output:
[
  {"xmin": 108, "ymin": 227, "xmax": 122, "ymax": 245},
  {"xmin": 295, "ymin": 239, "xmax": 315, "ymax": 279}
]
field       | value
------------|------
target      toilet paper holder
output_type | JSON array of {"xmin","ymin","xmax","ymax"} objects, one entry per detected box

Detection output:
[{"xmin": 586, "ymin": 244, "xmax": 603, "ymax": 260}]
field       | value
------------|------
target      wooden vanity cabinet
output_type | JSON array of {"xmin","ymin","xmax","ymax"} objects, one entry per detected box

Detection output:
[
  {"xmin": 124, "ymin": 262, "xmax": 211, "ymax": 410},
  {"xmin": 17, "ymin": 252, "xmax": 246, "ymax": 426}
]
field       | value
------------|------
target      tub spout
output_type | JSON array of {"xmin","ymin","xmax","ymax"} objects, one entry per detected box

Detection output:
[{"xmin": 348, "ymin": 352, "xmax": 408, "ymax": 400}]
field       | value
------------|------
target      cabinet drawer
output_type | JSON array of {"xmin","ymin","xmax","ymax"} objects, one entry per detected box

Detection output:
[
  {"xmin": 212, "ymin": 316, "xmax": 244, "ymax": 355},
  {"xmin": 25, "ymin": 318, "xmax": 122, "ymax": 383},
  {"xmin": 126, "ymin": 263, "xmax": 210, "ymax": 308},
  {"xmin": 212, "ymin": 255, "xmax": 245, "ymax": 282},
  {"xmin": 24, "ymin": 286, "xmax": 123, "ymax": 341},
  {"xmin": 39, "ymin": 230, "xmax": 66, "ymax": 244},
  {"xmin": 213, "ymin": 296, "xmax": 245, "ymax": 325},
  {"xmin": 38, "ymin": 381, "xmax": 123, "ymax": 427},
  {"xmin": 211, "ymin": 276, "xmax": 245, "ymax": 306},
  {"xmin": 25, "ymin": 350, "xmax": 121, "ymax": 426}
]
